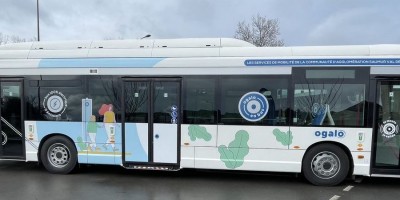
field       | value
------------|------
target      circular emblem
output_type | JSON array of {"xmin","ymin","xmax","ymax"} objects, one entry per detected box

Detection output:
[
  {"xmin": 171, "ymin": 111, "xmax": 178, "ymax": 118},
  {"xmin": 311, "ymin": 103, "xmax": 320, "ymax": 117},
  {"xmin": 380, "ymin": 120, "xmax": 399, "ymax": 138},
  {"xmin": 238, "ymin": 92, "xmax": 269, "ymax": 122},
  {"xmin": 43, "ymin": 90, "xmax": 68, "ymax": 117}
]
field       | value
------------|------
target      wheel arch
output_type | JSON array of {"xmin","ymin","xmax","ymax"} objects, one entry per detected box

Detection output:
[
  {"xmin": 37, "ymin": 133, "xmax": 78, "ymax": 165},
  {"xmin": 301, "ymin": 141, "xmax": 354, "ymax": 177}
]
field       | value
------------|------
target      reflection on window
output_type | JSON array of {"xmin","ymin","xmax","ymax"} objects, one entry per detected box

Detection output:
[
  {"xmin": 375, "ymin": 83, "xmax": 400, "ymax": 167},
  {"xmin": 220, "ymin": 77, "xmax": 289, "ymax": 125},
  {"xmin": 153, "ymin": 82, "xmax": 179, "ymax": 124},
  {"xmin": 294, "ymin": 82, "xmax": 365, "ymax": 126},
  {"xmin": 88, "ymin": 77, "xmax": 121, "ymax": 122},
  {"xmin": 1, "ymin": 83, "xmax": 22, "ymax": 135},
  {"xmin": 38, "ymin": 88, "xmax": 85, "ymax": 121},
  {"xmin": 183, "ymin": 78, "xmax": 216, "ymax": 124},
  {"xmin": 27, "ymin": 78, "xmax": 86, "ymax": 122},
  {"xmin": 124, "ymin": 82, "xmax": 149, "ymax": 123}
]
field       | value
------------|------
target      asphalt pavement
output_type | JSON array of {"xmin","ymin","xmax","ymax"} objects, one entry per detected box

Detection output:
[{"xmin": 0, "ymin": 161, "xmax": 399, "ymax": 200}]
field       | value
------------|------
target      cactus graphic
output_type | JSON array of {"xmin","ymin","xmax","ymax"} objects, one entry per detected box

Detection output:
[
  {"xmin": 218, "ymin": 130, "xmax": 249, "ymax": 169},
  {"xmin": 273, "ymin": 128, "xmax": 293, "ymax": 146},
  {"xmin": 188, "ymin": 125, "xmax": 212, "ymax": 141}
]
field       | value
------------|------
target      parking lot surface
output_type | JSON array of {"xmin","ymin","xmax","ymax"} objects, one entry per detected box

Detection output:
[{"xmin": 0, "ymin": 161, "xmax": 399, "ymax": 200}]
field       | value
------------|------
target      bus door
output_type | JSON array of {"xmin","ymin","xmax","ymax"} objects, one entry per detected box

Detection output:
[
  {"xmin": 122, "ymin": 78, "xmax": 180, "ymax": 168},
  {"xmin": 373, "ymin": 80, "xmax": 400, "ymax": 174},
  {"xmin": 0, "ymin": 80, "xmax": 24, "ymax": 159}
]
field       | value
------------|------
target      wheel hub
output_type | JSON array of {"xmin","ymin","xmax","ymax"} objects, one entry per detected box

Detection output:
[
  {"xmin": 311, "ymin": 151, "xmax": 340, "ymax": 179},
  {"xmin": 56, "ymin": 152, "xmax": 62, "ymax": 159},
  {"xmin": 47, "ymin": 143, "xmax": 70, "ymax": 168}
]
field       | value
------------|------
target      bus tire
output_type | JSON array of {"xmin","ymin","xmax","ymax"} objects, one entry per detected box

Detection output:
[
  {"xmin": 302, "ymin": 144, "xmax": 349, "ymax": 186},
  {"xmin": 40, "ymin": 136, "xmax": 77, "ymax": 174}
]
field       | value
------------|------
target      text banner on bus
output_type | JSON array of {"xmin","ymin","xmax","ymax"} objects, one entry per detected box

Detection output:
[{"xmin": 244, "ymin": 58, "xmax": 400, "ymax": 66}]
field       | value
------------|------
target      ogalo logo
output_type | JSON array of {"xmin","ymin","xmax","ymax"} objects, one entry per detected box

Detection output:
[
  {"xmin": 315, "ymin": 130, "xmax": 346, "ymax": 139},
  {"xmin": 238, "ymin": 92, "xmax": 269, "ymax": 122}
]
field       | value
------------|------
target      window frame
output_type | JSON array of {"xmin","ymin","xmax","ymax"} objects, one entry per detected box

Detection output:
[
  {"xmin": 182, "ymin": 75, "xmax": 292, "ymax": 126},
  {"xmin": 182, "ymin": 76, "xmax": 219, "ymax": 125},
  {"xmin": 25, "ymin": 75, "xmax": 86, "ymax": 122},
  {"xmin": 291, "ymin": 67, "xmax": 370, "ymax": 128},
  {"xmin": 217, "ymin": 75, "xmax": 291, "ymax": 126}
]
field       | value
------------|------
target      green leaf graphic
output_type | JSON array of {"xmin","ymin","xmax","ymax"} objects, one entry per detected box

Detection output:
[
  {"xmin": 188, "ymin": 125, "xmax": 212, "ymax": 141},
  {"xmin": 273, "ymin": 128, "xmax": 293, "ymax": 146},
  {"xmin": 218, "ymin": 130, "xmax": 249, "ymax": 169}
]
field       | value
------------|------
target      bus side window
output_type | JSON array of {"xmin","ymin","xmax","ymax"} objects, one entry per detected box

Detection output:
[
  {"xmin": 26, "ymin": 76, "xmax": 85, "ymax": 122},
  {"xmin": 88, "ymin": 77, "xmax": 122, "ymax": 123},
  {"xmin": 293, "ymin": 68, "xmax": 368, "ymax": 127},
  {"xmin": 183, "ymin": 77, "xmax": 217, "ymax": 125},
  {"xmin": 219, "ymin": 76, "xmax": 289, "ymax": 126}
]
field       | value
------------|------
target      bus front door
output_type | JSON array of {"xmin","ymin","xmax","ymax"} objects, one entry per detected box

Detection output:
[
  {"xmin": 122, "ymin": 78, "xmax": 180, "ymax": 168},
  {"xmin": 373, "ymin": 80, "xmax": 400, "ymax": 175},
  {"xmin": 0, "ymin": 80, "xmax": 24, "ymax": 159}
]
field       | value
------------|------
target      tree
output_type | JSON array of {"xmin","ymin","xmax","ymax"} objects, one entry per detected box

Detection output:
[
  {"xmin": 0, "ymin": 32, "xmax": 36, "ymax": 45},
  {"xmin": 0, "ymin": 32, "xmax": 10, "ymax": 45},
  {"xmin": 234, "ymin": 14, "xmax": 284, "ymax": 47}
]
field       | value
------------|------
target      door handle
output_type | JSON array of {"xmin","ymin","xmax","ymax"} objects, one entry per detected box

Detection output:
[{"xmin": 155, "ymin": 134, "xmax": 159, "ymax": 139}]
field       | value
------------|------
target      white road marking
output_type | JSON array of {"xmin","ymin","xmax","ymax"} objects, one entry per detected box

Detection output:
[
  {"xmin": 329, "ymin": 195, "xmax": 341, "ymax": 200},
  {"xmin": 343, "ymin": 185, "xmax": 354, "ymax": 192}
]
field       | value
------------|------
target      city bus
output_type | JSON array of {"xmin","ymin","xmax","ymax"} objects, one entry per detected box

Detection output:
[{"xmin": 0, "ymin": 38, "xmax": 399, "ymax": 186}]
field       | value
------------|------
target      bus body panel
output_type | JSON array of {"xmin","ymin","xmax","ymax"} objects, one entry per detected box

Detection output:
[
  {"xmin": 2, "ymin": 39, "xmax": 400, "ymax": 180},
  {"xmin": 290, "ymin": 127, "xmax": 372, "ymax": 151},
  {"xmin": 193, "ymin": 147, "xmax": 304, "ymax": 173}
]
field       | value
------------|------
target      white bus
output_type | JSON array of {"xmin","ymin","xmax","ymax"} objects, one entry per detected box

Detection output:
[{"xmin": 0, "ymin": 38, "xmax": 399, "ymax": 186}]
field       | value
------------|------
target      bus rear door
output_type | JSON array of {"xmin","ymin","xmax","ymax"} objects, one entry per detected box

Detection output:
[
  {"xmin": 372, "ymin": 80, "xmax": 400, "ymax": 175},
  {"xmin": 122, "ymin": 78, "xmax": 180, "ymax": 169}
]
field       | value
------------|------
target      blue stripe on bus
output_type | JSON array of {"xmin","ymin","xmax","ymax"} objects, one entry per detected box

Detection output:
[
  {"xmin": 244, "ymin": 58, "xmax": 400, "ymax": 66},
  {"xmin": 38, "ymin": 58, "xmax": 164, "ymax": 68}
]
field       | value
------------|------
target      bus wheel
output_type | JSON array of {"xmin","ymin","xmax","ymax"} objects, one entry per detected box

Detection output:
[
  {"xmin": 40, "ymin": 136, "xmax": 77, "ymax": 174},
  {"xmin": 302, "ymin": 144, "xmax": 349, "ymax": 186}
]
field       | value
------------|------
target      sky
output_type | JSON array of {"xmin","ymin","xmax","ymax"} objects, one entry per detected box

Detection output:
[{"xmin": 1, "ymin": 0, "xmax": 400, "ymax": 46}]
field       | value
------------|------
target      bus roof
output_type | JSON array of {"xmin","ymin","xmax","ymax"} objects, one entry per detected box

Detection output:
[{"xmin": 1, "ymin": 38, "xmax": 400, "ymax": 60}]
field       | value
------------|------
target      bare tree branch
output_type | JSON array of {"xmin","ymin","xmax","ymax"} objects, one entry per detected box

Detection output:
[
  {"xmin": 234, "ymin": 21, "xmax": 252, "ymax": 43},
  {"xmin": 234, "ymin": 14, "xmax": 284, "ymax": 47},
  {"xmin": 0, "ymin": 32, "xmax": 36, "ymax": 45}
]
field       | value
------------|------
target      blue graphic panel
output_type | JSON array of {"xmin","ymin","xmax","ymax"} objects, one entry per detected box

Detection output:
[
  {"xmin": 86, "ymin": 123, "xmax": 122, "ymax": 165},
  {"xmin": 87, "ymin": 154, "xmax": 115, "ymax": 165},
  {"xmin": 36, "ymin": 121, "xmax": 83, "ymax": 141},
  {"xmin": 125, "ymin": 123, "xmax": 148, "ymax": 162},
  {"xmin": 36, "ymin": 121, "xmax": 87, "ymax": 163},
  {"xmin": 38, "ymin": 58, "xmax": 164, "ymax": 68},
  {"xmin": 35, "ymin": 121, "xmax": 122, "ymax": 165}
]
